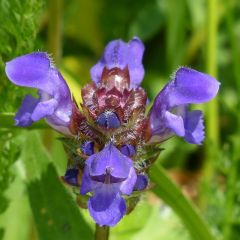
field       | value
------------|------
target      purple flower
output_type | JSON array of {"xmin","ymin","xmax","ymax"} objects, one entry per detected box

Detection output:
[
  {"xmin": 80, "ymin": 143, "xmax": 137, "ymax": 226},
  {"xmin": 5, "ymin": 37, "xmax": 220, "ymax": 227},
  {"xmin": 90, "ymin": 37, "xmax": 145, "ymax": 89},
  {"xmin": 149, "ymin": 67, "xmax": 220, "ymax": 144},
  {"xmin": 5, "ymin": 52, "xmax": 73, "ymax": 134}
]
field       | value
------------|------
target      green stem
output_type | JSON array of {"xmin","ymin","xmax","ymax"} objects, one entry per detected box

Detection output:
[
  {"xmin": 150, "ymin": 163, "xmax": 215, "ymax": 240},
  {"xmin": 206, "ymin": 0, "xmax": 219, "ymax": 147},
  {"xmin": 203, "ymin": 0, "xmax": 219, "ymax": 203},
  {"xmin": 47, "ymin": 0, "xmax": 63, "ymax": 65},
  {"xmin": 95, "ymin": 225, "xmax": 109, "ymax": 240},
  {"xmin": 44, "ymin": 0, "xmax": 63, "ymax": 150}
]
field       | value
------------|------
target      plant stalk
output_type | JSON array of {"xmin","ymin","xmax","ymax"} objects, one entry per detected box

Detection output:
[
  {"xmin": 47, "ymin": 0, "xmax": 63, "ymax": 65},
  {"xmin": 202, "ymin": 0, "xmax": 219, "ymax": 201},
  {"xmin": 95, "ymin": 225, "xmax": 109, "ymax": 240},
  {"xmin": 206, "ymin": 0, "xmax": 219, "ymax": 147},
  {"xmin": 43, "ymin": 0, "xmax": 63, "ymax": 150}
]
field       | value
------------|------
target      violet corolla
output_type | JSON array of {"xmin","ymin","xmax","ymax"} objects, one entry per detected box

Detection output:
[{"xmin": 5, "ymin": 37, "xmax": 219, "ymax": 227}]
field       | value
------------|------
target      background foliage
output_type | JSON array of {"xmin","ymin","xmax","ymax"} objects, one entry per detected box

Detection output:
[{"xmin": 0, "ymin": 0, "xmax": 240, "ymax": 239}]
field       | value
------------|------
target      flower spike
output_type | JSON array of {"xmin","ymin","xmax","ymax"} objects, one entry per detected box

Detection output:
[{"xmin": 5, "ymin": 37, "xmax": 220, "ymax": 227}]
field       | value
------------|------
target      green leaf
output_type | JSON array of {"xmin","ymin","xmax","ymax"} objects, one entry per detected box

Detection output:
[
  {"xmin": 149, "ymin": 163, "xmax": 216, "ymax": 240},
  {"xmin": 0, "ymin": 229, "xmax": 4, "ymax": 240},
  {"xmin": 0, "ymin": 0, "xmax": 44, "ymax": 113},
  {"xmin": 0, "ymin": 131, "xmax": 21, "ymax": 240},
  {"xmin": 0, "ymin": 135, "xmax": 20, "ymax": 214},
  {"xmin": 27, "ymin": 164, "xmax": 92, "ymax": 240},
  {"xmin": 21, "ymin": 131, "xmax": 93, "ymax": 240},
  {"xmin": 0, "ymin": 176, "xmax": 32, "ymax": 240}
]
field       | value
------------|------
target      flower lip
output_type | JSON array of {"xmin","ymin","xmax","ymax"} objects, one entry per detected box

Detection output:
[
  {"xmin": 168, "ymin": 67, "xmax": 220, "ymax": 107},
  {"xmin": 88, "ymin": 186, "xmax": 126, "ymax": 227},
  {"xmin": 86, "ymin": 143, "xmax": 133, "ymax": 181}
]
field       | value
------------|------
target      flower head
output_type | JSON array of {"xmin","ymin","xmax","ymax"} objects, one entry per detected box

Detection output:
[{"xmin": 5, "ymin": 37, "xmax": 219, "ymax": 227}]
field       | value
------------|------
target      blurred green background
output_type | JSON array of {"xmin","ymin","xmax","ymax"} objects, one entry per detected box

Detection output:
[{"xmin": 0, "ymin": 0, "xmax": 240, "ymax": 239}]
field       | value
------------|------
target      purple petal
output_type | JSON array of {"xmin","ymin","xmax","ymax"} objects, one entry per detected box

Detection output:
[
  {"xmin": 90, "ymin": 37, "xmax": 145, "ymax": 88},
  {"xmin": 96, "ymin": 111, "xmax": 120, "ymax": 129},
  {"xmin": 120, "ymin": 144, "xmax": 136, "ymax": 157},
  {"xmin": 128, "ymin": 38, "xmax": 145, "ymax": 66},
  {"xmin": 88, "ymin": 183, "xmax": 126, "ymax": 226},
  {"xmin": 80, "ymin": 166, "xmax": 100, "ymax": 195},
  {"xmin": 5, "ymin": 52, "xmax": 53, "ymax": 93},
  {"xmin": 149, "ymin": 104, "xmax": 172, "ymax": 140},
  {"xmin": 134, "ymin": 174, "xmax": 148, "ymax": 191},
  {"xmin": 120, "ymin": 167, "xmax": 137, "ymax": 195},
  {"xmin": 149, "ymin": 102, "xmax": 175, "ymax": 142},
  {"xmin": 164, "ymin": 67, "xmax": 220, "ymax": 108},
  {"xmin": 86, "ymin": 143, "xmax": 133, "ymax": 180},
  {"xmin": 184, "ymin": 110, "xmax": 204, "ymax": 144},
  {"xmin": 127, "ymin": 38, "xmax": 145, "ymax": 88},
  {"xmin": 5, "ymin": 52, "xmax": 67, "ymax": 96},
  {"xmin": 14, "ymin": 95, "xmax": 39, "ymax": 126},
  {"xmin": 165, "ymin": 111, "xmax": 185, "ymax": 137},
  {"xmin": 5, "ymin": 52, "xmax": 73, "ymax": 132},
  {"xmin": 90, "ymin": 40, "xmax": 127, "ymax": 85},
  {"xmin": 31, "ymin": 98, "xmax": 58, "ymax": 121},
  {"xmin": 89, "ymin": 183, "xmax": 119, "ymax": 211}
]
